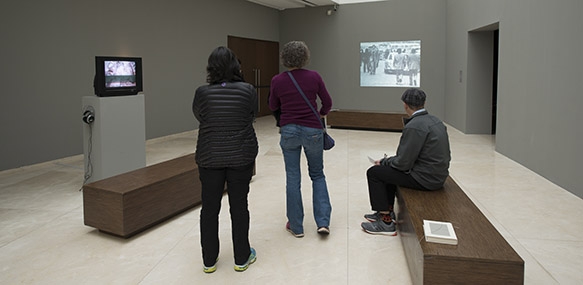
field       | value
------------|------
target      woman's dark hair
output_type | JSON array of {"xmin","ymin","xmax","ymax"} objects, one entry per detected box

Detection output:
[
  {"xmin": 281, "ymin": 41, "xmax": 310, "ymax": 69},
  {"xmin": 206, "ymin": 46, "xmax": 243, "ymax": 84}
]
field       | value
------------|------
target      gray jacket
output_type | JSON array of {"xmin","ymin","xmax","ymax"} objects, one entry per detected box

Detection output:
[
  {"xmin": 381, "ymin": 110, "xmax": 451, "ymax": 190},
  {"xmin": 192, "ymin": 81, "xmax": 258, "ymax": 168}
]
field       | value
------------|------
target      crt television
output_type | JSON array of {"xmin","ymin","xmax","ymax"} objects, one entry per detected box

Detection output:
[{"xmin": 94, "ymin": 56, "xmax": 143, "ymax": 97}]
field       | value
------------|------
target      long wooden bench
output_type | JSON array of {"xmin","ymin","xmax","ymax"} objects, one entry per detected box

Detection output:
[
  {"xmin": 396, "ymin": 176, "xmax": 524, "ymax": 285},
  {"xmin": 327, "ymin": 109, "xmax": 407, "ymax": 131},
  {"xmin": 83, "ymin": 154, "xmax": 201, "ymax": 238}
]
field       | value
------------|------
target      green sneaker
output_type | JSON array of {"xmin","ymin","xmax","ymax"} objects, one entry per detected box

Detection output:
[
  {"xmin": 234, "ymin": 248, "xmax": 257, "ymax": 272},
  {"xmin": 203, "ymin": 258, "xmax": 218, "ymax": 273}
]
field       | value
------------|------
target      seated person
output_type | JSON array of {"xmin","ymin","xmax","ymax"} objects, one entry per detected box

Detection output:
[{"xmin": 361, "ymin": 88, "xmax": 451, "ymax": 235}]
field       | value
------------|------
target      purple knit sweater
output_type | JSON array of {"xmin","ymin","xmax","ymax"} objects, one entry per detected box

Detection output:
[{"xmin": 269, "ymin": 69, "xmax": 333, "ymax": 129}]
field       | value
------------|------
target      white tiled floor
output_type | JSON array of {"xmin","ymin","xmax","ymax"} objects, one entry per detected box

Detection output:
[{"xmin": 1, "ymin": 116, "xmax": 582, "ymax": 284}]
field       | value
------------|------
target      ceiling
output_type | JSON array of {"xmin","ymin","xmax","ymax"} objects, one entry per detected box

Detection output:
[{"xmin": 245, "ymin": 0, "xmax": 387, "ymax": 10}]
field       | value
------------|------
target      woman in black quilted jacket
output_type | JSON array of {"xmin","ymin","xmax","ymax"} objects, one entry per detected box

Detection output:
[{"xmin": 192, "ymin": 46, "xmax": 258, "ymax": 273}]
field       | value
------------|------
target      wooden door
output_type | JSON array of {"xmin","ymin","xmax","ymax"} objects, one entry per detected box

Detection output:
[{"xmin": 228, "ymin": 36, "xmax": 279, "ymax": 117}]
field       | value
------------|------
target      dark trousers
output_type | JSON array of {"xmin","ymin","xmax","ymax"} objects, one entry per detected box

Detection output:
[
  {"xmin": 199, "ymin": 162, "xmax": 254, "ymax": 266},
  {"xmin": 366, "ymin": 165, "xmax": 428, "ymax": 212}
]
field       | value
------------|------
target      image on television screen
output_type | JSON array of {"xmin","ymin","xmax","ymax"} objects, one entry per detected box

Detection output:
[
  {"xmin": 104, "ymin": 60, "xmax": 137, "ymax": 88},
  {"xmin": 360, "ymin": 40, "xmax": 421, "ymax": 87}
]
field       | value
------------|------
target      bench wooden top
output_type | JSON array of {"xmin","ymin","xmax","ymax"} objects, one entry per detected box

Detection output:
[
  {"xmin": 329, "ymin": 109, "xmax": 406, "ymax": 115},
  {"xmin": 327, "ymin": 110, "xmax": 407, "ymax": 131},
  {"xmin": 399, "ymin": 176, "xmax": 523, "ymax": 264},
  {"xmin": 84, "ymin": 154, "xmax": 196, "ymax": 194}
]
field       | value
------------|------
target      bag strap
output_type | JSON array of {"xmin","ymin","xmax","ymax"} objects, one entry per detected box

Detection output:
[{"xmin": 286, "ymin": 71, "xmax": 326, "ymax": 130}]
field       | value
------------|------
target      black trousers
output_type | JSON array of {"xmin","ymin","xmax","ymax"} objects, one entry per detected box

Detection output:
[
  {"xmin": 366, "ymin": 165, "xmax": 428, "ymax": 212},
  {"xmin": 199, "ymin": 162, "xmax": 254, "ymax": 266}
]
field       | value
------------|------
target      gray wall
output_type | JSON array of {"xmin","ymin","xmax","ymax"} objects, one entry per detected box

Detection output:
[
  {"xmin": 0, "ymin": 0, "xmax": 279, "ymax": 171},
  {"xmin": 1, "ymin": 0, "xmax": 581, "ymax": 199},
  {"xmin": 279, "ymin": 0, "xmax": 582, "ymax": 198},
  {"xmin": 446, "ymin": 0, "xmax": 583, "ymax": 198},
  {"xmin": 280, "ymin": 0, "xmax": 447, "ymax": 118}
]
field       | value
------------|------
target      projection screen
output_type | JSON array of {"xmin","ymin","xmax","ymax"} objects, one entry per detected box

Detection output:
[{"xmin": 360, "ymin": 40, "xmax": 421, "ymax": 87}]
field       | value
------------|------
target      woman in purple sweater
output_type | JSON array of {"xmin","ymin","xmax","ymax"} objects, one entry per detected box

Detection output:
[{"xmin": 269, "ymin": 41, "xmax": 333, "ymax": 237}]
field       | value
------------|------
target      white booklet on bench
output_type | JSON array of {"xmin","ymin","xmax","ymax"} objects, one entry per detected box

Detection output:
[{"xmin": 423, "ymin": 219, "xmax": 458, "ymax": 245}]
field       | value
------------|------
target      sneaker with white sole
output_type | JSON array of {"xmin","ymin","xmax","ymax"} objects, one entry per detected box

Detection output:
[
  {"xmin": 317, "ymin": 226, "xmax": 330, "ymax": 235},
  {"xmin": 361, "ymin": 220, "xmax": 397, "ymax": 236},
  {"xmin": 286, "ymin": 222, "xmax": 304, "ymax": 238},
  {"xmin": 203, "ymin": 258, "xmax": 218, "ymax": 273},
  {"xmin": 234, "ymin": 248, "xmax": 257, "ymax": 272},
  {"xmin": 364, "ymin": 211, "xmax": 396, "ymax": 223}
]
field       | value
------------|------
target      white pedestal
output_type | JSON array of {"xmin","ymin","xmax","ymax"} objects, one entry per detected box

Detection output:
[{"xmin": 82, "ymin": 95, "xmax": 146, "ymax": 183}]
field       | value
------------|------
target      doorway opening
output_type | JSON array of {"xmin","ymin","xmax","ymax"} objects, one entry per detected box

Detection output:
[
  {"xmin": 467, "ymin": 23, "xmax": 499, "ymax": 135},
  {"xmin": 228, "ymin": 36, "xmax": 279, "ymax": 117},
  {"xmin": 491, "ymin": 29, "xmax": 499, "ymax": 135}
]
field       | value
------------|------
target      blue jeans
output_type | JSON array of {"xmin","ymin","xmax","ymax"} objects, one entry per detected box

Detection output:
[{"xmin": 280, "ymin": 124, "xmax": 332, "ymax": 234}]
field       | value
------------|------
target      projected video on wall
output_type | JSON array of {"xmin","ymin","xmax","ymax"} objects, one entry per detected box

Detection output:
[{"xmin": 360, "ymin": 40, "xmax": 421, "ymax": 87}]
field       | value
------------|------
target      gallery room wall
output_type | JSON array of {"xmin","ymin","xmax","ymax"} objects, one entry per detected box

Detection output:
[
  {"xmin": 446, "ymin": 0, "xmax": 582, "ymax": 198},
  {"xmin": 279, "ymin": 0, "xmax": 447, "ymax": 119},
  {"xmin": 1, "ymin": 0, "xmax": 580, "ymax": 199},
  {"xmin": 0, "ymin": 0, "xmax": 279, "ymax": 171},
  {"xmin": 279, "ymin": 0, "xmax": 581, "ymax": 198}
]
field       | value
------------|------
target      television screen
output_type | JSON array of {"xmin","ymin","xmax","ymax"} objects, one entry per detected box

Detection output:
[
  {"xmin": 360, "ymin": 40, "xmax": 421, "ymax": 87},
  {"xmin": 94, "ymin": 56, "xmax": 143, "ymax": 97}
]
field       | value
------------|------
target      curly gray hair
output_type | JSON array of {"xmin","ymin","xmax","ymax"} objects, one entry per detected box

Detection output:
[{"xmin": 281, "ymin": 41, "xmax": 310, "ymax": 69}]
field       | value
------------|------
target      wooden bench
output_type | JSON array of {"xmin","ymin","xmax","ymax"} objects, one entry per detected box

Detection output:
[
  {"xmin": 327, "ymin": 109, "xmax": 407, "ymax": 131},
  {"xmin": 83, "ymin": 154, "xmax": 201, "ymax": 238},
  {"xmin": 396, "ymin": 176, "xmax": 524, "ymax": 285}
]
